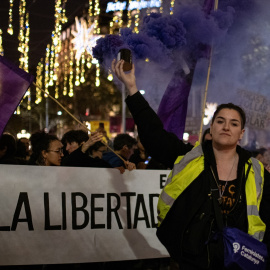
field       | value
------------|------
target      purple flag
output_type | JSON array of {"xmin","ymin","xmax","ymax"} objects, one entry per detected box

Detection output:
[
  {"xmin": 0, "ymin": 55, "xmax": 34, "ymax": 136},
  {"xmin": 157, "ymin": 71, "xmax": 192, "ymax": 139}
]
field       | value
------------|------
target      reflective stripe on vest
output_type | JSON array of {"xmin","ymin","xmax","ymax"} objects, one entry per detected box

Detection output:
[
  {"xmin": 157, "ymin": 149, "xmax": 266, "ymax": 241},
  {"xmin": 157, "ymin": 145, "xmax": 204, "ymax": 224},
  {"xmin": 246, "ymin": 157, "xmax": 265, "ymax": 241}
]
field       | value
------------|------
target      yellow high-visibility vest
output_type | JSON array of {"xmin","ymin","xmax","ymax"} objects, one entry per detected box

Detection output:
[{"xmin": 157, "ymin": 144, "xmax": 266, "ymax": 241}]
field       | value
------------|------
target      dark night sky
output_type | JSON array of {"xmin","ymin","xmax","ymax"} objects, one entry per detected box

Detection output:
[{"xmin": 0, "ymin": 0, "xmax": 111, "ymax": 74}]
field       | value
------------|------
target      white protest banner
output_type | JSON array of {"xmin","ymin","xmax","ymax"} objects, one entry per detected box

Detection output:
[
  {"xmin": 0, "ymin": 165, "xmax": 169, "ymax": 265},
  {"xmin": 237, "ymin": 89, "xmax": 270, "ymax": 130}
]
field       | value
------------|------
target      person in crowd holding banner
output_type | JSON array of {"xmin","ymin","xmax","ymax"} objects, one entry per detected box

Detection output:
[
  {"xmin": 62, "ymin": 131, "xmax": 112, "ymax": 168},
  {"xmin": 61, "ymin": 129, "xmax": 89, "ymax": 155},
  {"xmin": 111, "ymin": 59, "xmax": 270, "ymax": 269},
  {"xmin": 28, "ymin": 131, "xmax": 63, "ymax": 166},
  {"xmin": 102, "ymin": 133, "xmax": 137, "ymax": 172},
  {"xmin": 62, "ymin": 131, "xmax": 135, "ymax": 174}
]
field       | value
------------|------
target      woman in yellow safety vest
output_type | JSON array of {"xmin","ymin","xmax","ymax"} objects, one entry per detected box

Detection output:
[{"xmin": 112, "ymin": 59, "xmax": 270, "ymax": 270}]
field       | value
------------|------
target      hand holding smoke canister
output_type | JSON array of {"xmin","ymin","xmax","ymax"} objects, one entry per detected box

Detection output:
[
  {"xmin": 117, "ymin": 49, "xmax": 132, "ymax": 72},
  {"xmin": 113, "ymin": 49, "xmax": 138, "ymax": 96}
]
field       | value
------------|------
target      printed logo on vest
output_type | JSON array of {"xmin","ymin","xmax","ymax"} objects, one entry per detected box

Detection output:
[
  {"xmin": 232, "ymin": 242, "xmax": 265, "ymax": 265},
  {"xmin": 233, "ymin": 242, "xmax": 240, "ymax": 253}
]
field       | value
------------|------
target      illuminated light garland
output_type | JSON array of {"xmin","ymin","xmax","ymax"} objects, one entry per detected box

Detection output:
[
  {"xmin": 17, "ymin": 10, "xmax": 31, "ymax": 111},
  {"xmin": 112, "ymin": 11, "xmax": 124, "ymax": 34},
  {"xmin": 109, "ymin": 0, "xmax": 124, "ymax": 34},
  {"xmin": 7, "ymin": 0, "xmax": 14, "ymax": 35},
  {"xmin": 44, "ymin": 45, "xmax": 51, "ymax": 96},
  {"xmin": 35, "ymin": 0, "xmax": 66, "ymax": 102},
  {"xmin": 68, "ymin": 48, "xmax": 74, "ymax": 97},
  {"xmin": 0, "ymin": 29, "xmax": 4, "ymax": 56},
  {"xmin": 18, "ymin": 0, "xmax": 26, "ymax": 55},
  {"xmin": 86, "ymin": 54, "xmax": 92, "ymax": 69},
  {"xmin": 160, "ymin": 0, "xmax": 163, "ymax": 13},
  {"xmin": 170, "ymin": 0, "xmax": 175, "ymax": 15},
  {"xmin": 88, "ymin": 0, "xmax": 94, "ymax": 25},
  {"xmin": 54, "ymin": 50, "xmax": 60, "ymax": 84},
  {"xmin": 92, "ymin": 57, "xmax": 100, "ymax": 87},
  {"xmin": 93, "ymin": 0, "xmax": 100, "ymax": 35},
  {"xmin": 63, "ymin": 53, "xmax": 68, "ymax": 96},
  {"xmin": 95, "ymin": 62, "xmax": 100, "ymax": 87},
  {"xmin": 55, "ymin": 80, "xmax": 59, "ymax": 99},
  {"xmin": 18, "ymin": 0, "xmax": 26, "ymax": 68},
  {"xmin": 23, "ymin": 12, "xmax": 30, "ymax": 71},
  {"xmin": 134, "ymin": 0, "xmax": 141, "ymax": 33},
  {"xmin": 52, "ymin": 0, "xmax": 63, "ymax": 88},
  {"xmin": 35, "ymin": 61, "xmax": 43, "ymax": 104},
  {"xmin": 27, "ymin": 95, "xmax": 31, "ymax": 110},
  {"xmin": 80, "ymin": 53, "xmax": 86, "ymax": 83},
  {"xmin": 49, "ymin": 43, "xmax": 55, "ymax": 86},
  {"xmin": 61, "ymin": 0, "xmax": 68, "ymax": 24},
  {"xmin": 109, "ymin": 20, "xmax": 114, "ymax": 35},
  {"xmin": 75, "ymin": 59, "xmax": 80, "ymax": 86},
  {"xmin": 127, "ymin": 0, "xmax": 132, "ymax": 28}
]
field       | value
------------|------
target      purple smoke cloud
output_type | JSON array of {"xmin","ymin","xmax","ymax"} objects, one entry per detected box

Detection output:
[{"xmin": 92, "ymin": 0, "xmax": 256, "ymax": 139}]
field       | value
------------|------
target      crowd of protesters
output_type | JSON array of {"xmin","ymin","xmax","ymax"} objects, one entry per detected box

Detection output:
[
  {"xmin": 0, "ymin": 126, "xmax": 173, "ymax": 270},
  {"xmin": 1, "ymin": 125, "xmax": 270, "ymax": 270},
  {"xmin": 0, "ymin": 124, "xmax": 172, "ymax": 173},
  {"xmin": 1, "ymin": 127, "xmax": 270, "ymax": 173}
]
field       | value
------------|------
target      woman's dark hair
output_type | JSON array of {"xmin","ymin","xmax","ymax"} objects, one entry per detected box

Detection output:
[
  {"xmin": 212, "ymin": 103, "xmax": 246, "ymax": 129},
  {"xmin": 29, "ymin": 131, "xmax": 59, "ymax": 165},
  {"xmin": 61, "ymin": 130, "xmax": 88, "ymax": 145}
]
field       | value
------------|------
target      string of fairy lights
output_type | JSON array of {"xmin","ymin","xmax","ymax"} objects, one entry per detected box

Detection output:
[
  {"xmin": 0, "ymin": 0, "xmax": 170, "ymax": 114},
  {"xmin": 0, "ymin": 30, "xmax": 4, "ymax": 56}
]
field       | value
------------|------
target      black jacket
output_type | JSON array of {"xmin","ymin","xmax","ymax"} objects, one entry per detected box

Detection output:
[
  {"xmin": 126, "ymin": 92, "xmax": 270, "ymax": 269},
  {"xmin": 61, "ymin": 147, "xmax": 112, "ymax": 168}
]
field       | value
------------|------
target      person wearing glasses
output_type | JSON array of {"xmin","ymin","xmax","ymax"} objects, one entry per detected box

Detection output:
[{"xmin": 28, "ymin": 131, "xmax": 63, "ymax": 166}]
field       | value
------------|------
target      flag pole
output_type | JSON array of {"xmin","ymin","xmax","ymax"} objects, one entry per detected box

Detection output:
[
  {"xmin": 198, "ymin": 0, "xmax": 219, "ymax": 142},
  {"xmin": 33, "ymin": 82, "xmax": 126, "ymax": 163}
]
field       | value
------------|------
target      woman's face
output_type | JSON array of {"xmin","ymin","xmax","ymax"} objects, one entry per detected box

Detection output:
[
  {"xmin": 43, "ymin": 140, "xmax": 63, "ymax": 166},
  {"xmin": 210, "ymin": 108, "xmax": 244, "ymax": 150},
  {"xmin": 92, "ymin": 146, "xmax": 107, "ymax": 159}
]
